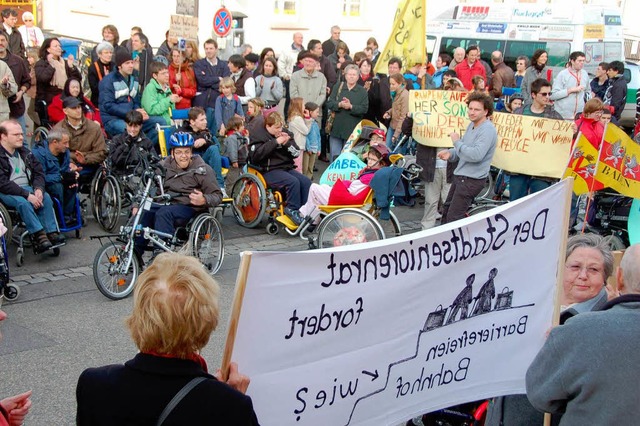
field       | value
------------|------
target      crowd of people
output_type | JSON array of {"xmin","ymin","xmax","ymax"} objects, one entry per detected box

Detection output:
[{"xmin": 0, "ymin": 10, "xmax": 638, "ymax": 424}]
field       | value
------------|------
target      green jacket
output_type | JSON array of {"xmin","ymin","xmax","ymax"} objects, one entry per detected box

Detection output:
[
  {"xmin": 141, "ymin": 78, "xmax": 174, "ymax": 125},
  {"xmin": 325, "ymin": 81, "xmax": 369, "ymax": 140}
]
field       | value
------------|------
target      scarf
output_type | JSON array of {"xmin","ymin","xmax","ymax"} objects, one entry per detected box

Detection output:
[{"xmin": 49, "ymin": 57, "xmax": 67, "ymax": 90}]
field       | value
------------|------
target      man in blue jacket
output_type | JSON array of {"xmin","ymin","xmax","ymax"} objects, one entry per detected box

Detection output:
[
  {"xmin": 32, "ymin": 128, "xmax": 78, "ymax": 224},
  {"xmin": 192, "ymin": 39, "xmax": 230, "ymax": 134},
  {"xmin": 99, "ymin": 50, "xmax": 164, "ymax": 144}
]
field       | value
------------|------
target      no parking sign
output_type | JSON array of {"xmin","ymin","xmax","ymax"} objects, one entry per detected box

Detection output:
[{"xmin": 213, "ymin": 7, "xmax": 232, "ymax": 37}]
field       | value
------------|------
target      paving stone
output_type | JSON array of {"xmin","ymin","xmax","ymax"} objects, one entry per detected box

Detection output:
[
  {"xmin": 48, "ymin": 275, "xmax": 68, "ymax": 281},
  {"xmin": 49, "ymin": 269, "xmax": 72, "ymax": 275},
  {"xmin": 33, "ymin": 272, "xmax": 54, "ymax": 278},
  {"xmin": 9, "ymin": 281, "xmax": 28, "ymax": 286},
  {"xmin": 64, "ymin": 272, "xmax": 84, "ymax": 278},
  {"xmin": 27, "ymin": 277, "xmax": 49, "ymax": 284},
  {"xmin": 12, "ymin": 275, "xmax": 32, "ymax": 282}
]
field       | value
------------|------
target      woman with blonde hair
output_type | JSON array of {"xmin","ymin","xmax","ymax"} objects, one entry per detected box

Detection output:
[
  {"xmin": 246, "ymin": 97, "xmax": 265, "ymax": 137},
  {"xmin": 185, "ymin": 40, "xmax": 201, "ymax": 62},
  {"xmin": 76, "ymin": 253, "xmax": 259, "ymax": 424},
  {"xmin": 287, "ymin": 97, "xmax": 311, "ymax": 172}
]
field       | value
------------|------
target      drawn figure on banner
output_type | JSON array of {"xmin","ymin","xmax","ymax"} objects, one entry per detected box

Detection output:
[
  {"xmin": 604, "ymin": 139, "xmax": 625, "ymax": 167},
  {"xmin": 624, "ymin": 154, "xmax": 638, "ymax": 178},
  {"xmin": 472, "ymin": 268, "xmax": 498, "ymax": 316},
  {"xmin": 577, "ymin": 163, "xmax": 596, "ymax": 180},
  {"xmin": 446, "ymin": 274, "xmax": 475, "ymax": 325}
]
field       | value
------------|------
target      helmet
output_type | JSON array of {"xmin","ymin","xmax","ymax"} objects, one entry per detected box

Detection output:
[
  {"xmin": 368, "ymin": 142, "xmax": 390, "ymax": 165},
  {"xmin": 509, "ymin": 93, "xmax": 524, "ymax": 102},
  {"xmin": 168, "ymin": 132, "xmax": 194, "ymax": 150},
  {"xmin": 370, "ymin": 128, "xmax": 386, "ymax": 139}
]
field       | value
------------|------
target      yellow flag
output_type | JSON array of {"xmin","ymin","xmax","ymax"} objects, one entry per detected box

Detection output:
[
  {"xmin": 563, "ymin": 134, "xmax": 604, "ymax": 195},
  {"xmin": 373, "ymin": 0, "xmax": 426, "ymax": 75},
  {"xmin": 597, "ymin": 124, "xmax": 640, "ymax": 198}
]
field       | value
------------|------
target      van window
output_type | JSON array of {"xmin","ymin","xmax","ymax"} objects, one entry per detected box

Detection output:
[
  {"xmin": 623, "ymin": 68, "xmax": 631, "ymax": 84},
  {"xmin": 440, "ymin": 37, "xmax": 504, "ymax": 65},
  {"xmin": 584, "ymin": 42, "xmax": 624, "ymax": 75},
  {"xmin": 427, "ymin": 35, "xmax": 436, "ymax": 57}
]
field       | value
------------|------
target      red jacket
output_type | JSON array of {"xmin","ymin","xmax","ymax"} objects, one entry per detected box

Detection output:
[
  {"xmin": 169, "ymin": 62, "xmax": 197, "ymax": 110},
  {"xmin": 48, "ymin": 95, "xmax": 101, "ymax": 125},
  {"xmin": 574, "ymin": 115, "xmax": 604, "ymax": 150},
  {"xmin": 455, "ymin": 60, "xmax": 486, "ymax": 91}
]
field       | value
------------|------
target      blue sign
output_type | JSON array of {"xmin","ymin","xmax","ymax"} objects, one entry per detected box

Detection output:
[
  {"xmin": 476, "ymin": 23, "xmax": 507, "ymax": 34},
  {"xmin": 213, "ymin": 7, "xmax": 232, "ymax": 37}
]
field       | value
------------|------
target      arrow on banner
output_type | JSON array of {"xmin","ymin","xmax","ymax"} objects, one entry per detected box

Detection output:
[{"xmin": 362, "ymin": 370, "xmax": 379, "ymax": 381}]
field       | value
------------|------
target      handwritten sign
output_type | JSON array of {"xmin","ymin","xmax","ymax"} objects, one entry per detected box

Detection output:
[
  {"xmin": 169, "ymin": 14, "xmax": 198, "ymax": 41},
  {"xmin": 319, "ymin": 152, "xmax": 365, "ymax": 186},
  {"xmin": 229, "ymin": 181, "xmax": 572, "ymax": 425},
  {"xmin": 410, "ymin": 90, "xmax": 470, "ymax": 147},
  {"xmin": 409, "ymin": 91, "xmax": 574, "ymax": 178},
  {"xmin": 492, "ymin": 113, "xmax": 574, "ymax": 178}
]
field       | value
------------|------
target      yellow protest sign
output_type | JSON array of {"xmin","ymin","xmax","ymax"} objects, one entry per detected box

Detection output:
[
  {"xmin": 373, "ymin": 0, "xmax": 426, "ymax": 74},
  {"xmin": 492, "ymin": 113, "xmax": 574, "ymax": 178},
  {"xmin": 410, "ymin": 90, "xmax": 470, "ymax": 148}
]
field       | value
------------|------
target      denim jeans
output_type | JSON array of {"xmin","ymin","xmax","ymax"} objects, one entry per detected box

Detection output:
[
  {"xmin": 508, "ymin": 174, "xmax": 553, "ymax": 201},
  {"xmin": 46, "ymin": 182, "xmax": 78, "ymax": 219},
  {"xmin": 0, "ymin": 186, "xmax": 58, "ymax": 234},
  {"xmin": 134, "ymin": 203, "xmax": 197, "ymax": 253},
  {"xmin": 329, "ymin": 136, "xmax": 346, "ymax": 162}
]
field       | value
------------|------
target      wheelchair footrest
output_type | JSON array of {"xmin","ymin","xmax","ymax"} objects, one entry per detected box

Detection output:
[{"xmin": 276, "ymin": 215, "xmax": 298, "ymax": 231}]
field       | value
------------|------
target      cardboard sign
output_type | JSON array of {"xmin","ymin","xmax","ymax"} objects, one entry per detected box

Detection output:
[
  {"xmin": 169, "ymin": 14, "xmax": 198, "ymax": 41},
  {"xmin": 410, "ymin": 90, "xmax": 470, "ymax": 148},
  {"xmin": 229, "ymin": 180, "xmax": 572, "ymax": 425}
]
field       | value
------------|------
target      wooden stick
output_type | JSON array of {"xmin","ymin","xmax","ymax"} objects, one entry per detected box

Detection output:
[
  {"xmin": 544, "ymin": 177, "xmax": 574, "ymax": 426},
  {"xmin": 220, "ymin": 251, "xmax": 252, "ymax": 381}
]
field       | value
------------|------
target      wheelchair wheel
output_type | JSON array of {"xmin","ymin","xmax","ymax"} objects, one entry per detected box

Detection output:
[
  {"xmin": 190, "ymin": 214, "xmax": 225, "ymax": 275},
  {"xmin": 89, "ymin": 168, "xmax": 104, "ymax": 221},
  {"xmin": 31, "ymin": 126, "xmax": 49, "ymax": 148},
  {"xmin": 476, "ymin": 171, "xmax": 495, "ymax": 200},
  {"xmin": 378, "ymin": 211, "xmax": 401, "ymax": 239},
  {"xmin": 2, "ymin": 283, "xmax": 20, "ymax": 301},
  {"xmin": 94, "ymin": 175, "xmax": 122, "ymax": 232},
  {"xmin": 231, "ymin": 174, "xmax": 267, "ymax": 228},
  {"xmin": 317, "ymin": 208, "xmax": 384, "ymax": 249},
  {"xmin": 0, "ymin": 203, "xmax": 12, "ymax": 243},
  {"xmin": 93, "ymin": 242, "xmax": 139, "ymax": 300},
  {"xmin": 266, "ymin": 221, "xmax": 279, "ymax": 235},
  {"xmin": 467, "ymin": 202, "xmax": 501, "ymax": 217}
]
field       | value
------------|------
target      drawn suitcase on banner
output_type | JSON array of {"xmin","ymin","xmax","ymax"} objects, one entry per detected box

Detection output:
[
  {"xmin": 495, "ymin": 287, "xmax": 513, "ymax": 310},
  {"xmin": 423, "ymin": 304, "xmax": 447, "ymax": 331}
]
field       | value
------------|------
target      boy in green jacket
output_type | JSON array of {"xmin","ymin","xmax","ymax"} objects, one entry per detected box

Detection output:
[{"xmin": 141, "ymin": 61, "xmax": 181, "ymax": 125}]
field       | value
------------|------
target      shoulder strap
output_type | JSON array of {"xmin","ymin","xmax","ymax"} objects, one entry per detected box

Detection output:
[
  {"xmin": 335, "ymin": 81, "xmax": 344, "ymax": 101},
  {"xmin": 546, "ymin": 68, "xmax": 552, "ymax": 82},
  {"xmin": 156, "ymin": 376, "xmax": 207, "ymax": 426},
  {"xmin": 94, "ymin": 62, "xmax": 103, "ymax": 81}
]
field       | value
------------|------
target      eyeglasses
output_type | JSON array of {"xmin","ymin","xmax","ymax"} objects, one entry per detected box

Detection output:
[
  {"xmin": 537, "ymin": 92, "xmax": 551, "ymax": 97},
  {"xmin": 23, "ymin": 19, "xmax": 32, "ymax": 22},
  {"xmin": 173, "ymin": 150, "xmax": 191, "ymax": 157},
  {"xmin": 565, "ymin": 264, "xmax": 603, "ymax": 276}
]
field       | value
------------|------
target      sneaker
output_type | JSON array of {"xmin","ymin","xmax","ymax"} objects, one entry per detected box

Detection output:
[
  {"xmin": 33, "ymin": 231, "xmax": 52, "ymax": 253},
  {"xmin": 47, "ymin": 232, "xmax": 66, "ymax": 245},
  {"xmin": 284, "ymin": 207, "xmax": 304, "ymax": 226},
  {"xmin": 221, "ymin": 188, "xmax": 229, "ymax": 198}
]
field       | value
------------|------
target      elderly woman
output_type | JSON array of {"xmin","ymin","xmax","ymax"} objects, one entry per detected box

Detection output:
[
  {"xmin": 35, "ymin": 37, "xmax": 81, "ymax": 106},
  {"xmin": 248, "ymin": 111, "xmax": 311, "ymax": 225},
  {"xmin": 76, "ymin": 253, "xmax": 258, "ymax": 424},
  {"xmin": 17, "ymin": 11, "xmax": 44, "ymax": 49},
  {"xmin": 484, "ymin": 233, "xmax": 614, "ymax": 426},
  {"xmin": 88, "ymin": 41, "xmax": 114, "ymax": 106},
  {"xmin": 326, "ymin": 64, "xmax": 369, "ymax": 161}
]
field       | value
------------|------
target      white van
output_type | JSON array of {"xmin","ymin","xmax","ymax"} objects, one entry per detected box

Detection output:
[{"xmin": 427, "ymin": 1, "xmax": 624, "ymax": 75}]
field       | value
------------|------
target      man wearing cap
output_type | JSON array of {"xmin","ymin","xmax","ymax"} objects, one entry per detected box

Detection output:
[
  {"xmin": 99, "ymin": 49, "xmax": 164, "ymax": 144},
  {"xmin": 54, "ymin": 96, "xmax": 107, "ymax": 178},
  {"xmin": 289, "ymin": 51, "xmax": 327, "ymax": 119}
]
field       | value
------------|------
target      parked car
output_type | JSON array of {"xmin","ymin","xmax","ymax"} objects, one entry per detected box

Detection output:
[{"xmin": 619, "ymin": 60, "xmax": 640, "ymax": 129}]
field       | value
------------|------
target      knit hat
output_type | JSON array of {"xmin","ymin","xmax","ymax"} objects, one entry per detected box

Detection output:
[
  {"xmin": 116, "ymin": 50, "xmax": 133, "ymax": 67},
  {"xmin": 245, "ymin": 53, "xmax": 259, "ymax": 64}
]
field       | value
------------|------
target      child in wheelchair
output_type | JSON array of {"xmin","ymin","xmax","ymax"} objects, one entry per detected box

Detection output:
[
  {"xmin": 133, "ymin": 132, "xmax": 223, "ymax": 258},
  {"xmin": 298, "ymin": 143, "xmax": 392, "ymax": 228},
  {"xmin": 222, "ymin": 116, "xmax": 249, "ymax": 196},
  {"xmin": 108, "ymin": 110, "xmax": 155, "ymax": 172}
]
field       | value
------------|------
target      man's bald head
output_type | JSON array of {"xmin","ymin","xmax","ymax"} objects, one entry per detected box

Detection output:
[
  {"xmin": 491, "ymin": 51, "xmax": 503, "ymax": 64},
  {"xmin": 619, "ymin": 244, "xmax": 640, "ymax": 294}
]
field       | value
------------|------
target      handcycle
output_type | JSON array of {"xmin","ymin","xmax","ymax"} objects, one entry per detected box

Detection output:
[{"xmin": 91, "ymin": 166, "xmax": 225, "ymax": 300}]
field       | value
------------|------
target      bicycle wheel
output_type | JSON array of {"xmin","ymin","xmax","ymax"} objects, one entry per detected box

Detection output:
[
  {"xmin": 317, "ymin": 209, "xmax": 384, "ymax": 249},
  {"xmin": 190, "ymin": 214, "xmax": 225, "ymax": 275},
  {"xmin": 231, "ymin": 173, "xmax": 267, "ymax": 228},
  {"xmin": 93, "ymin": 242, "xmax": 139, "ymax": 300},
  {"xmin": 378, "ymin": 211, "xmax": 402, "ymax": 239},
  {"xmin": 95, "ymin": 175, "xmax": 122, "ymax": 232}
]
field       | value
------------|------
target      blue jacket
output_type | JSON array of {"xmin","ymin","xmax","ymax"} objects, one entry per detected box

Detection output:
[
  {"xmin": 32, "ymin": 141, "xmax": 70, "ymax": 185},
  {"xmin": 306, "ymin": 120, "xmax": 321, "ymax": 153},
  {"xmin": 98, "ymin": 71, "xmax": 141, "ymax": 126},
  {"xmin": 192, "ymin": 58, "xmax": 230, "ymax": 109},
  {"xmin": 214, "ymin": 94, "xmax": 243, "ymax": 133},
  {"xmin": 369, "ymin": 166, "xmax": 402, "ymax": 220}
]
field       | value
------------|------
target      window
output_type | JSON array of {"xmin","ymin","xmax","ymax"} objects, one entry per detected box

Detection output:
[
  {"xmin": 342, "ymin": 0, "xmax": 361, "ymax": 17},
  {"xmin": 273, "ymin": 0, "xmax": 298, "ymax": 15}
]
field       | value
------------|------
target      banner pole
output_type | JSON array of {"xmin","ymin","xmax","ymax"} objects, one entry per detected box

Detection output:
[
  {"xmin": 220, "ymin": 251, "xmax": 253, "ymax": 381},
  {"xmin": 580, "ymin": 126, "xmax": 607, "ymax": 233},
  {"xmin": 545, "ymin": 177, "xmax": 574, "ymax": 426}
]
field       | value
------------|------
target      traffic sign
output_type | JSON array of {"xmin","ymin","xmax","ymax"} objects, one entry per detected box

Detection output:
[{"xmin": 213, "ymin": 7, "xmax": 232, "ymax": 37}]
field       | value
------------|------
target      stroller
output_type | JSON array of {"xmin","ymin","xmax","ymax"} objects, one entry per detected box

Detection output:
[{"xmin": 0, "ymin": 218, "xmax": 18, "ymax": 303}]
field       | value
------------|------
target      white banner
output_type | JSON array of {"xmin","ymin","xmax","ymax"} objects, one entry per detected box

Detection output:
[{"xmin": 230, "ymin": 180, "xmax": 571, "ymax": 425}]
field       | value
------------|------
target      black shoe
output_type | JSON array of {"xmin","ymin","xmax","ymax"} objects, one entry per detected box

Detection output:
[
  {"xmin": 313, "ymin": 166, "xmax": 318, "ymax": 172},
  {"xmin": 317, "ymin": 155, "xmax": 329, "ymax": 163},
  {"xmin": 284, "ymin": 207, "xmax": 304, "ymax": 226},
  {"xmin": 47, "ymin": 232, "xmax": 66, "ymax": 245},
  {"xmin": 33, "ymin": 231, "xmax": 52, "ymax": 253}
]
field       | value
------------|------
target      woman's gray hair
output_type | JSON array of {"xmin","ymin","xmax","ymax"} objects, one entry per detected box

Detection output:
[
  {"xmin": 96, "ymin": 41, "xmax": 114, "ymax": 54},
  {"xmin": 344, "ymin": 64, "xmax": 360, "ymax": 76},
  {"xmin": 565, "ymin": 233, "xmax": 614, "ymax": 280}
]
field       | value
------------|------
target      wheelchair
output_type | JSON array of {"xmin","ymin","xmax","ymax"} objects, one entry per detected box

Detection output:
[
  {"xmin": 91, "ymin": 168, "xmax": 225, "ymax": 300},
  {"xmin": 0, "ymin": 200, "xmax": 65, "ymax": 267},
  {"xmin": 32, "ymin": 100, "xmax": 53, "ymax": 148},
  {"xmin": 0, "ymin": 217, "xmax": 18, "ymax": 302}
]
